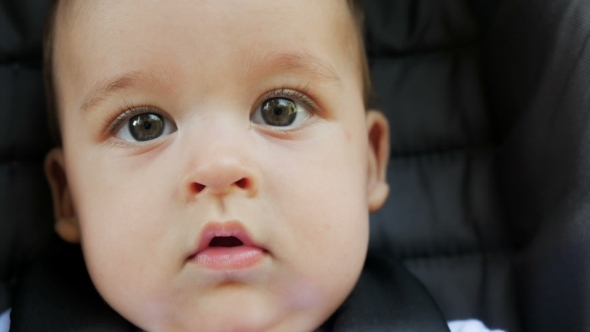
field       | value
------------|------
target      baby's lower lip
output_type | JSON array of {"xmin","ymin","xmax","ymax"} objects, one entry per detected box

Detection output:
[{"xmin": 191, "ymin": 246, "xmax": 265, "ymax": 269}]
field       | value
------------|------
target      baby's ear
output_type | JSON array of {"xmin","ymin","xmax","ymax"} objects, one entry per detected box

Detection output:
[
  {"xmin": 366, "ymin": 110, "xmax": 390, "ymax": 212},
  {"xmin": 45, "ymin": 148, "xmax": 80, "ymax": 243}
]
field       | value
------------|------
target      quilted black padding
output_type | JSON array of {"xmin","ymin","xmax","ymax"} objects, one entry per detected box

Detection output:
[
  {"xmin": 2, "ymin": 0, "xmax": 590, "ymax": 331},
  {"xmin": 0, "ymin": 0, "xmax": 56, "ymax": 315},
  {"xmin": 365, "ymin": 0, "xmax": 590, "ymax": 331},
  {"xmin": 365, "ymin": 1, "xmax": 517, "ymax": 329},
  {"xmin": 491, "ymin": 1, "xmax": 590, "ymax": 330}
]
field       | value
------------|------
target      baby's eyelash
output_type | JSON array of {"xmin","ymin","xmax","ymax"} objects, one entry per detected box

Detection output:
[
  {"xmin": 262, "ymin": 85, "xmax": 319, "ymax": 113},
  {"xmin": 106, "ymin": 102, "xmax": 164, "ymax": 134}
]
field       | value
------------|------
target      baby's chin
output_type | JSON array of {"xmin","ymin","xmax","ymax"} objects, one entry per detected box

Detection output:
[
  {"xmin": 116, "ymin": 285, "xmax": 334, "ymax": 332},
  {"xmin": 135, "ymin": 307, "xmax": 327, "ymax": 332}
]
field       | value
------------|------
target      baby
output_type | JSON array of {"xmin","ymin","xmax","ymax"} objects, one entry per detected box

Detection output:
[
  {"xmin": 41, "ymin": 0, "xmax": 390, "ymax": 330},
  {"xmin": 0, "ymin": 1, "xmax": 502, "ymax": 331}
]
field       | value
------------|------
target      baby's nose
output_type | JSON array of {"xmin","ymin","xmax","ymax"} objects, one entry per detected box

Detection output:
[
  {"xmin": 188, "ymin": 157, "xmax": 257, "ymax": 197},
  {"xmin": 179, "ymin": 114, "xmax": 260, "ymax": 199}
]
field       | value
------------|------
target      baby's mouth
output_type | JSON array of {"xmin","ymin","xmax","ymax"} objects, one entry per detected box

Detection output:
[
  {"xmin": 208, "ymin": 236, "xmax": 243, "ymax": 247},
  {"xmin": 189, "ymin": 222, "xmax": 266, "ymax": 270}
]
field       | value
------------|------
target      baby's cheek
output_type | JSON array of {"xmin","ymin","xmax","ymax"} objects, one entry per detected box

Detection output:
[
  {"xmin": 345, "ymin": 130, "xmax": 353, "ymax": 143},
  {"xmin": 81, "ymin": 234, "xmax": 175, "ymax": 328},
  {"xmin": 276, "ymin": 145, "xmax": 368, "ymax": 306},
  {"xmin": 75, "ymin": 191, "xmax": 179, "ymax": 323}
]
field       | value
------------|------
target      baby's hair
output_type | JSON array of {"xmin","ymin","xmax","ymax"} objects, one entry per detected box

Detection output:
[
  {"xmin": 42, "ymin": 0, "xmax": 373, "ymax": 146},
  {"xmin": 43, "ymin": 0, "xmax": 62, "ymax": 145},
  {"xmin": 346, "ymin": 0, "xmax": 376, "ymax": 109}
]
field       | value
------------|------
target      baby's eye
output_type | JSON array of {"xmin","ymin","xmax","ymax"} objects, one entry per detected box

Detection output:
[
  {"xmin": 115, "ymin": 112, "xmax": 176, "ymax": 142},
  {"xmin": 251, "ymin": 97, "xmax": 310, "ymax": 127}
]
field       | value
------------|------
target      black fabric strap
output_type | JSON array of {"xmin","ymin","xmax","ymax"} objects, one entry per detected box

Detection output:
[
  {"xmin": 10, "ymin": 245, "xmax": 135, "ymax": 332},
  {"xmin": 324, "ymin": 253, "xmax": 450, "ymax": 332},
  {"xmin": 10, "ymin": 245, "xmax": 449, "ymax": 331}
]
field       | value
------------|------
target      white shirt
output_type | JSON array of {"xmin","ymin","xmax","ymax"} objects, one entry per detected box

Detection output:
[
  {"xmin": 0, "ymin": 309, "xmax": 9, "ymax": 332},
  {"xmin": 448, "ymin": 319, "xmax": 505, "ymax": 332}
]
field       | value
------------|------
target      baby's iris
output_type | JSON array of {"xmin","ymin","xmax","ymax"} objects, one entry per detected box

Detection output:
[
  {"xmin": 251, "ymin": 96, "xmax": 311, "ymax": 128},
  {"xmin": 260, "ymin": 98, "xmax": 298, "ymax": 126},
  {"xmin": 129, "ymin": 113, "xmax": 165, "ymax": 141}
]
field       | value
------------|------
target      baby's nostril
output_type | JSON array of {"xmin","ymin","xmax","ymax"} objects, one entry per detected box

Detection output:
[
  {"xmin": 235, "ymin": 178, "xmax": 248, "ymax": 189},
  {"xmin": 191, "ymin": 183, "xmax": 206, "ymax": 193},
  {"xmin": 209, "ymin": 236, "xmax": 243, "ymax": 247}
]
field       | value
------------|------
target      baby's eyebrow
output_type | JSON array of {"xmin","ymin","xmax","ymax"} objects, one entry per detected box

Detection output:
[
  {"xmin": 80, "ymin": 52, "xmax": 340, "ymax": 114},
  {"xmin": 80, "ymin": 70, "xmax": 172, "ymax": 114},
  {"xmin": 240, "ymin": 50, "xmax": 342, "ymax": 84}
]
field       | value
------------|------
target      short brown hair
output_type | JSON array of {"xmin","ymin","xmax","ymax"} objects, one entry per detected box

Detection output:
[
  {"xmin": 43, "ymin": 0, "xmax": 60, "ymax": 145},
  {"xmin": 43, "ymin": 0, "xmax": 373, "ymax": 146}
]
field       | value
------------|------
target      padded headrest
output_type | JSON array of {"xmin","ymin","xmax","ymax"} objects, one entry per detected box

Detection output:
[{"xmin": 0, "ymin": 0, "xmax": 57, "ymax": 313}]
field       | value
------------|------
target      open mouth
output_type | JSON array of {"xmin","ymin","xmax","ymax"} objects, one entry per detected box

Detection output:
[
  {"xmin": 189, "ymin": 222, "xmax": 266, "ymax": 269},
  {"xmin": 208, "ymin": 236, "xmax": 243, "ymax": 247}
]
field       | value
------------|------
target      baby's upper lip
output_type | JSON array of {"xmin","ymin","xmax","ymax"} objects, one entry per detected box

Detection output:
[{"xmin": 190, "ymin": 221, "xmax": 264, "ymax": 257}]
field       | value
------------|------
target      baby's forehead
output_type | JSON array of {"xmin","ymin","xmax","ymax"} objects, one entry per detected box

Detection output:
[
  {"xmin": 58, "ymin": 2, "xmax": 356, "ymax": 71},
  {"xmin": 52, "ymin": 1, "xmax": 364, "ymax": 107},
  {"xmin": 55, "ymin": 0, "xmax": 358, "ymax": 48}
]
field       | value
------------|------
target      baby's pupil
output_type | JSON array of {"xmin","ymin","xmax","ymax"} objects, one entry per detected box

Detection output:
[
  {"xmin": 261, "ymin": 98, "xmax": 297, "ymax": 126},
  {"xmin": 129, "ymin": 113, "xmax": 164, "ymax": 141}
]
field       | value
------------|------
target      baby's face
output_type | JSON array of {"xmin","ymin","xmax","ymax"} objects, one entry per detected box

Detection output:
[{"xmin": 47, "ymin": 0, "xmax": 389, "ymax": 331}]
